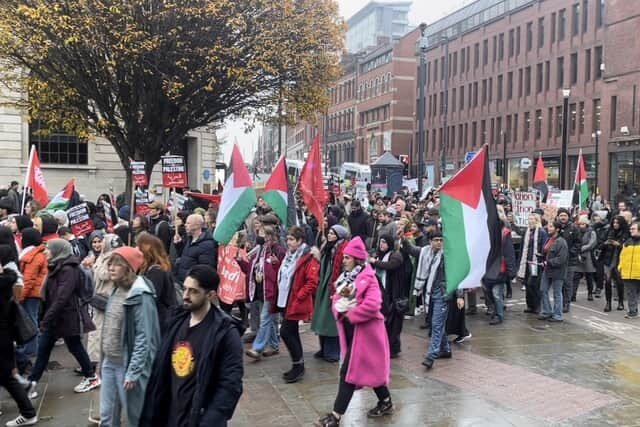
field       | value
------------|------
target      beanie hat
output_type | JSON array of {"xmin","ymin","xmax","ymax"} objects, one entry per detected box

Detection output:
[
  {"xmin": 112, "ymin": 246, "xmax": 144, "ymax": 273},
  {"xmin": 330, "ymin": 224, "xmax": 349, "ymax": 240},
  {"xmin": 557, "ymin": 207, "xmax": 570, "ymax": 216},
  {"xmin": 118, "ymin": 205, "xmax": 131, "ymax": 221},
  {"xmin": 343, "ymin": 236, "xmax": 368, "ymax": 260},
  {"xmin": 14, "ymin": 215, "xmax": 33, "ymax": 232},
  {"xmin": 40, "ymin": 214, "xmax": 59, "ymax": 237},
  {"xmin": 21, "ymin": 227, "xmax": 42, "ymax": 248}
]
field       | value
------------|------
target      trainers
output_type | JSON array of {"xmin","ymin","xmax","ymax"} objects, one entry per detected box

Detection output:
[
  {"xmin": 13, "ymin": 373, "xmax": 29, "ymax": 388},
  {"xmin": 367, "ymin": 398, "xmax": 394, "ymax": 417},
  {"xmin": 314, "ymin": 413, "xmax": 340, "ymax": 427},
  {"xmin": 74, "ymin": 376, "xmax": 101, "ymax": 393},
  {"xmin": 245, "ymin": 349, "xmax": 262, "ymax": 360},
  {"xmin": 6, "ymin": 415, "xmax": 38, "ymax": 426},
  {"xmin": 25, "ymin": 381, "xmax": 38, "ymax": 400},
  {"xmin": 454, "ymin": 333, "xmax": 472, "ymax": 344},
  {"xmin": 262, "ymin": 346, "xmax": 279, "ymax": 357}
]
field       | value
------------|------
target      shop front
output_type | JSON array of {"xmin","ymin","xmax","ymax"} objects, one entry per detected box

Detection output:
[
  {"xmin": 508, "ymin": 158, "xmax": 530, "ymax": 190},
  {"xmin": 610, "ymin": 151, "xmax": 640, "ymax": 200}
]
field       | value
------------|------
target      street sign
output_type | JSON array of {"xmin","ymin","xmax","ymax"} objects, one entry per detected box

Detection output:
[
  {"xmin": 445, "ymin": 163, "xmax": 455, "ymax": 171},
  {"xmin": 202, "ymin": 169, "xmax": 211, "ymax": 181},
  {"xmin": 464, "ymin": 151, "xmax": 476, "ymax": 164},
  {"xmin": 520, "ymin": 158, "xmax": 532, "ymax": 169}
]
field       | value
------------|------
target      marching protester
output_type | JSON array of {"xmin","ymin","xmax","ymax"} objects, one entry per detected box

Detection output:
[
  {"xmin": 26, "ymin": 238, "xmax": 98, "ymax": 399},
  {"xmin": 591, "ymin": 211, "xmax": 610, "ymax": 298},
  {"xmin": 517, "ymin": 213, "xmax": 548, "ymax": 315},
  {"xmin": 618, "ymin": 221, "xmax": 640, "ymax": 319},
  {"xmin": 140, "ymin": 265, "xmax": 244, "ymax": 427},
  {"xmin": 574, "ymin": 215, "xmax": 598, "ymax": 301},
  {"xmin": 314, "ymin": 237, "xmax": 393, "ymax": 427},
  {"xmin": 277, "ymin": 226, "xmax": 319, "ymax": 383},
  {"xmin": 556, "ymin": 208, "xmax": 582, "ymax": 313},
  {"xmin": 147, "ymin": 200, "xmax": 172, "ymax": 253},
  {"xmin": 311, "ymin": 224, "xmax": 349, "ymax": 363},
  {"xmin": 538, "ymin": 221, "xmax": 569, "ymax": 322},
  {"xmin": 602, "ymin": 216, "xmax": 629, "ymax": 312},
  {"xmin": 172, "ymin": 213, "xmax": 217, "ymax": 285},
  {"xmin": 99, "ymin": 246, "xmax": 160, "ymax": 427},
  {"xmin": 0, "ymin": 245, "xmax": 38, "ymax": 427}
]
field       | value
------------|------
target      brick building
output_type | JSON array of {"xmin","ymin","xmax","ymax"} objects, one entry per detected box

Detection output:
[{"xmin": 416, "ymin": 0, "xmax": 639, "ymax": 199}]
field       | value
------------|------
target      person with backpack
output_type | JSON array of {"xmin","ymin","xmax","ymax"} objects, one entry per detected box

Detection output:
[
  {"xmin": 137, "ymin": 232, "xmax": 178, "ymax": 333},
  {"xmin": 26, "ymin": 238, "xmax": 99, "ymax": 399},
  {"xmin": 147, "ymin": 200, "xmax": 172, "ymax": 254}
]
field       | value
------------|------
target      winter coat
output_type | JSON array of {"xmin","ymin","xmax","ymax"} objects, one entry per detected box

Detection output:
[
  {"xmin": 148, "ymin": 215, "xmax": 173, "ymax": 254},
  {"xmin": 110, "ymin": 276, "xmax": 161, "ymax": 427},
  {"xmin": 139, "ymin": 306, "xmax": 244, "ymax": 427},
  {"xmin": 483, "ymin": 228, "xmax": 517, "ymax": 285},
  {"xmin": 618, "ymin": 237, "xmax": 640, "ymax": 280},
  {"xmin": 332, "ymin": 264, "xmax": 389, "ymax": 388},
  {"xmin": 576, "ymin": 226, "xmax": 597, "ymax": 273},
  {"xmin": 174, "ymin": 231, "xmax": 218, "ymax": 284},
  {"xmin": 601, "ymin": 227, "xmax": 629, "ymax": 268},
  {"xmin": 558, "ymin": 221, "xmax": 582, "ymax": 266},
  {"xmin": 283, "ymin": 249, "xmax": 320, "ymax": 321},
  {"xmin": 19, "ymin": 245, "xmax": 47, "ymax": 301},
  {"xmin": 40, "ymin": 256, "xmax": 95, "ymax": 338},
  {"xmin": 0, "ymin": 268, "xmax": 18, "ymax": 376},
  {"xmin": 143, "ymin": 265, "xmax": 178, "ymax": 333},
  {"xmin": 543, "ymin": 236, "xmax": 569, "ymax": 280},
  {"xmin": 372, "ymin": 250, "xmax": 407, "ymax": 312},
  {"xmin": 237, "ymin": 242, "xmax": 285, "ymax": 305},
  {"xmin": 348, "ymin": 210, "xmax": 372, "ymax": 242}
]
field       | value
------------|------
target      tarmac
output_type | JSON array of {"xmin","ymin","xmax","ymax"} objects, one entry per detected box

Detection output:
[{"xmin": 2, "ymin": 287, "xmax": 640, "ymax": 427}]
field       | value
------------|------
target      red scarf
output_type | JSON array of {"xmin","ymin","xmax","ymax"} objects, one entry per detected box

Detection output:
[{"xmin": 543, "ymin": 235, "xmax": 556, "ymax": 254}]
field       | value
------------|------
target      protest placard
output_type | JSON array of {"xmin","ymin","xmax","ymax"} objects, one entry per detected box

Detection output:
[
  {"xmin": 67, "ymin": 203, "xmax": 95, "ymax": 237},
  {"xmin": 512, "ymin": 191, "xmax": 537, "ymax": 227},
  {"xmin": 161, "ymin": 156, "xmax": 187, "ymax": 188}
]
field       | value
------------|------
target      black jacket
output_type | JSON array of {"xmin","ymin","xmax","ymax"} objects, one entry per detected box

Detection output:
[
  {"xmin": 139, "ymin": 306, "xmax": 244, "ymax": 427},
  {"xmin": 173, "ymin": 230, "xmax": 218, "ymax": 284},
  {"xmin": 149, "ymin": 215, "xmax": 173, "ymax": 254},
  {"xmin": 544, "ymin": 236, "xmax": 569, "ymax": 280},
  {"xmin": 347, "ymin": 210, "xmax": 372, "ymax": 242},
  {"xmin": 0, "ymin": 268, "xmax": 18, "ymax": 375},
  {"xmin": 372, "ymin": 250, "xmax": 407, "ymax": 313},
  {"xmin": 143, "ymin": 265, "xmax": 178, "ymax": 333},
  {"xmin": 558, "ymin": 221, "xmax": 581, "ymax": 266}
]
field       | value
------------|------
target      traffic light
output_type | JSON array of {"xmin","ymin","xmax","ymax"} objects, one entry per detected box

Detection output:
[{"xmin": 399, "ymin": 155, "xmax": 409, "ymax": 176}]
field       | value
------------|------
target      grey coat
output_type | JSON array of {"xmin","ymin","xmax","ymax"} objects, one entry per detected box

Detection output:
[
  {"xmin": 544, "ymin": 236, "xmax": 569, "ymax": 280},
  {"xmin": 108, "ymin": 276, "xmax": 161, "ymax": 427},
  {"xmin": 576, "ymin": 227, "xmax": 597, "ymax": 273}
]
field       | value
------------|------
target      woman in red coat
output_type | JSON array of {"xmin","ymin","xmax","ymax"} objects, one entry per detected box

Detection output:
[{"xmin": 276, "ymin": 226, "xmax": 319, "ymax": 383}]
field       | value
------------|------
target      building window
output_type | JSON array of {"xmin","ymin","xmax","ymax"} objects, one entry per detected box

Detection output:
[
  {"xmin": 559, "ymin": 9, "xmax": 566, "ymax": 41},
  {"xmin": 611, "ymin": 95, "xmax": 618, "ymax": 136},
  {"xmin": 592, "ymin": 99, "xmax": 601, "ymax": 132},
  {"xmin": 482, "ymin": 79, "xmax": 487, "ymax": 105},
  {"xmin": 585, "ymin": 48, "xmax": 591, "ymax": 81},
  {"xmin": 548, "ymin": 107, "xmax": 554, "ymax": 138},
  {"xmin": 525, "ymin": 66, "xmax": 531, "ymax": 96},
  {"xmin": 472, "ymin": 121, "xmax": 477, "ymax": 147},
  {"xmin": 570, "ymin": 102, "xmax": 577, "ymax": 135},
  {"xmin": 466, "ymin": 46, "xmax": 471, "ymax": 72},
  {"xmin": 498, "ymin": 33, "xmax": 504, "ymax": 60},
  {"xmin": 441, "ymin": 56, "xmax": 445, "ymax": 81},
  {"xmin": 507, "ymin": 71, "xmax": 513, "ymax": 100},
  {"xmin": 551, "ymin": 12, "xmax": 557, "ymax": 43},
  {"xmin": 492, "ymin": 36, "xmax": 497, "ymax": 64},
  {"xmin": 579, "ymin": 101, "xmax": 585, "ymax": 134},
  {"xmin": 545, "ymin": 60, "xmax": 551, "ymax": 91},
  {"xmin": 496, "ymin": 117, "xmax": 502, "ymax": 146},
  {"xmin": 572, "ymin": 3, "xmax": 580, "ymax": 37},
  {"xmin": 460, "ymin": 85, "xmax": 465, "ymax": 110},
  {"xmin": 434, "ymin": 59, "xmax": 438, "ymax": 82},
  {"xmin": 582, "ymin": 0, "xmax": 588, "ymax": 33},
  {"xmin": 481, "ymin": 120, "xmax": 486, "ymax": 145},
  {"xmin": 497, "ymin": 74, "xmax": 503, "ymax": 102},
  {"xmin": 473, "ymin": 82, "xmax": 478, "ymax": 107},
  {"xmin": 474, "ymin": 43, "xmax": 480, "ymax": 69},
  {"xmin": 570, "ymin": 52, "xmax": 578, "ymax": 85},
  {"xmin": 508, "ymin": 29, "xmax": 515, "ymax": 57},
  {"xmin": 556, "ymin": 105, "xmax": 563, "ymax": 137},
  {"xmin": 536, "ymin": 63, "xmax": 543, "ymax": 93},
  {"xmin": 453, "ymin": 51, "xmax": 458, "ymax": 76},
  {"xmin": 29, "ymin": 122, "xmax": 88, "ymax": 165},
  {"xmin": 524, "ymin": 112, "xmax": 531, "ymax": 141},
  {"xmin": 483, "ymin": 39, "xmax": 488, "ymax": 66},
  {"xmin": 535, "ymin": 109, "xmax": 542, "ymax": 139},
  {"xmin": 468, "ymin": 83, "xmax": 472, "ymax": 109},
  {"xmin": 506, "ymin": 115, "xmax": 512, "ymax": 144},
  {"xmin": 460, "ymin": 49, "xmax": 465, "ymax": 73},
  {"xmin": 557, "ymin": 56, "xmax": 565, "ymax": 88},
  {"xmin": 538, "ymin": 18, "xmax": 545, "ymax": 48},
  {"xmin": 513, "ymin": 113, "xmax": 518, "ymax": 143},
  {"xmin": 526, "ymin": 22, "xmax": 533, "ymax": 52},
  {"xmin": 516, "ymin": 26, "xmax": 521, "ymax": 56},
  {"xmin": 596, "ymin": 0, "xmax": 604, "ymax": 27},
  {"xmin": 490, "ymin": 118, "xmax": 495, "ymax": 145},
  {"xmin": 595, "ymin": 45, "xmax": 603, "ymax": 79},
  {"xmin": 488, "ymin": 77, "xmax": 493, "ymax": 104},
  {"xmin": 518, "ymin": 68, "xmax": 523, "ymax": 98}
]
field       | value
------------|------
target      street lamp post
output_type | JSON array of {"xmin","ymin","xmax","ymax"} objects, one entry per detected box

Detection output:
[
  {"xmin": 502, "ymin": 131, "xmax": 507, "ymax": 186},
  {"xmin": 560, "ymin": 88, "xmax": 571, "ymax": 189},
  {"xmin": 592, "ymin": 129, "xmax": 602, "ymax": 195},
  {"xmin": 417, "ymin": 22, "xmax": 427, "ymax": 195},
  {"xmin": 440, "ymin": 35, "xmax": 449, "ymax": 184}
]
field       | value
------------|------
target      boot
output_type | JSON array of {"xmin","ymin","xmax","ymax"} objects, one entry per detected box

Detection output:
[
  {"xmin": 588, "ymin": 293, "xmax": 594, "ymax": 301},
  {"xmin": 604, "ymin": 302, "xmax": 612, "ymax": 312},
  {"xmin": 617, "ymin": 302, "xmax": 625, "ymax": 311},
  {"xmin": 367, "ymin": 397, "xmax": 394, "ymax": 418},
  {"xmin": 284, "ymin": 363, "xmax": 305, "ymax": 383}
]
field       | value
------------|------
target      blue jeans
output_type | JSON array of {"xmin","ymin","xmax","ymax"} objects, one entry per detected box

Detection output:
[
  {"xmin": 427, "ymin": 290, "xmax": 450, "ymax": 359},
  {"xmin": 491, "ymin": 283, "xmax": 505, "ymax": 320},
  {"xmin": 100, "ymin": 358, "xmax": 126, "ymax": 427},
  {"xmin": 540, "ymin": 272, "xmax": 564, "ymax": 320},
  {"xmin": 252, "ymin": 301, "xmax": 279, "ymax": 352},
  {"xmin": 29, "ymin": 330, "xmax": 94, "ymax": 382},
  {"xmin": 319, "ymin": 335, "xmax": 340, "ymax": 361},
  {"xmin": 15, "ymin": 298, "xmax": 40, "ymax": 368}
]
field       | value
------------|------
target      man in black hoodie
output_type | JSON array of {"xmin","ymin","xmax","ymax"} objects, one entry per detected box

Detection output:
[
  {"xmin": 556, "ymin": 208, "xmax": 582, "ymax": 312},
  {"xmin": 347, "ymin": 200, "xmax": 371, "ymax": 242}
]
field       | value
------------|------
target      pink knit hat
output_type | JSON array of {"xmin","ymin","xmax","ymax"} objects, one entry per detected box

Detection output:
[
  {"xmin": 112, "ymin": 246, "xmax": 144, "ymax": 273},
  {"xmin": 343, "ymin": 236, "xmax": 368, "ymax": 260}
]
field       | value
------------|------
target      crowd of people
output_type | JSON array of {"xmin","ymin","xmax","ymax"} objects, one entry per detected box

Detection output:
[{"xmin": 0, "ymin": 180, "xmax": 638, "ymax": 427}]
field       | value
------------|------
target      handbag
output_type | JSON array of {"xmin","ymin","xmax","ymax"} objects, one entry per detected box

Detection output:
[
  {"xmin": 89, "ymin": 294, "xmax": 109, "ymax": 311},
  {"xmin": 12, "ymin": 300, "xmax": 37, "ymax": 345}
]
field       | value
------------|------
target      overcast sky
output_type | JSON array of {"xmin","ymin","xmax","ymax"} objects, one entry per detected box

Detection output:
[{"xmin": 219, "ymin": 0, "xmax": 471, "ymax": 163}]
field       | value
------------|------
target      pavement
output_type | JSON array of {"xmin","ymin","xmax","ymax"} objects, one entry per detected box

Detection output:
[{"xmin": 3, "ymin": 286, "xmax": 640, "ymax": 426}]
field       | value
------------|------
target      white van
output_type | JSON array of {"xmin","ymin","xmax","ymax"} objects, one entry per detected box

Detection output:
[
  {"xmin": 339, "ymin": 162, "xmax": 371, "ymax": 189},
  {"xmin": 286, "ymin": 159, "xmax": 327, "ymax": 187}
]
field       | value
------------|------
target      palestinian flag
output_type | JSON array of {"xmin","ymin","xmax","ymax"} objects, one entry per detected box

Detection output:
[
  {"xmin": 573, "ymin": 149, "xmax": 589, "ymax": 210},
  {"xmin": 45, "ymin": 179, "xmax": 76, "ymax": 211},
  {"xmin": 262, "ymin": 156, "xmax": 295, "ymax": 226},
  {"xmin": 213, "ymin": 145, "xmax": 257, "ymax": 245},
  {"xmin": 532, "ymin": 154, "xmax": 549, "ymax": 203},
  {"xmin": 440, "ymin": 145, "xmax": 502, "ymax": 295}
]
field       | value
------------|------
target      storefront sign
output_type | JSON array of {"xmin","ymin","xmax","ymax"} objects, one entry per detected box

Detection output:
[
  {"xmin": 131, "ymin": 161, "xmax": 148, "ymax": 187},
  {"xmin": 161, "ymin": 156, "xmax": 188, "ymax": 188},
  {"xmin": 67, "ymin": 203, "xmax": 94, "ymax": 237},
  {"xmin": 520, "ymin": 158, "xmax": 532, "ymax": 169},
  {"xmin": 512, "ymin": 191, "xmax": 537, "ymax": 227}
]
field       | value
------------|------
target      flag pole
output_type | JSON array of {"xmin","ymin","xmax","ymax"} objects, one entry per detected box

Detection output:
[{"xmin": 21, "ymin": 145, "xmax": 35, "ymax": 214}]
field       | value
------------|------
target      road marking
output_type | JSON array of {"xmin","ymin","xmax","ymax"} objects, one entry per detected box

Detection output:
[{"xmin": 571, "ymin": 303, "xmax": 610, "ymax": 315}]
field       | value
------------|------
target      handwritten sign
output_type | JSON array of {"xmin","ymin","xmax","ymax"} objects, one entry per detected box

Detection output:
[{"xmin": 512, "ymin": 191, "xmax": 537, "ymax": 227}]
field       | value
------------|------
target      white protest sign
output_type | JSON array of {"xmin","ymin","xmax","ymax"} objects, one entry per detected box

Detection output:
[
  {"xmin": 548, "ymin": 190, "xmax": 574, "ymax": 209},
  {"xmin": 512, "ymin": 191, "xmax": 537, "ymax": 227}
]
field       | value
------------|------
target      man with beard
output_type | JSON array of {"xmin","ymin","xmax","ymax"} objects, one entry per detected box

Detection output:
[
  {"xmin": 347, "ymin": 200, "xmax": 371, "ymax": 242},
  {"xmin": 140, "ymin": 265, "xmax": 244, "ymax": 427},
  {"xmin": 147, "ymin": 200, "xmax": 172, "ymax": 254},
  {"xmin": 556, "ymin": 208, "xmax": 582, "ymax": 312}
]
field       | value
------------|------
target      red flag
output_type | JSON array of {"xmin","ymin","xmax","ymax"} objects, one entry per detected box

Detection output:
[
  {"xmin": 25, "ymin": 145, "xmax": 48, "ymax": 208},
  {"xmin": 532, "ymin": 153, "xmax": 549, "ymax": 202},
  {"xmin": 299, "ymin": 135, "xmax": 327, "ymax": 227}
]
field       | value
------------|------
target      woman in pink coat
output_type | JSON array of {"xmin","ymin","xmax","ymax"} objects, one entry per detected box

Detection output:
[{"xmin": 314, "ymin": 236, "xmax": 392, "ymax": 427}]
